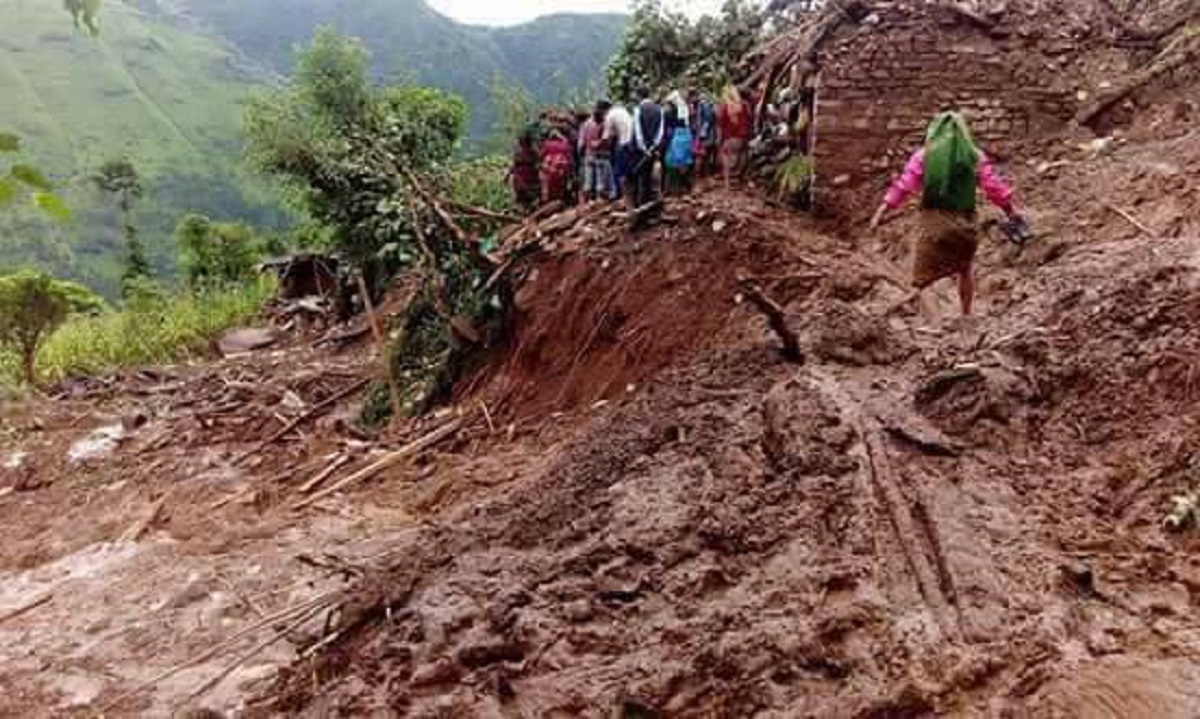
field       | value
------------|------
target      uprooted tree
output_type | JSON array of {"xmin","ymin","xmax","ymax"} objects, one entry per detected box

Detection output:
[{"xmin": 246, "ymin": 28, "xmax": 513, "ymax": 425}]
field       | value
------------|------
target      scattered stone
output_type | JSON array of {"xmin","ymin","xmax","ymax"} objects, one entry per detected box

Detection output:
[
  {"xmin": 217, "ymin": 327, "xmax": 279, "ymax": 356},
  {"xmin": 832, "ymin": 174, "xmax": 852, "ymax": 186},
  {"xmin": 68, "ymin": 424, "xmax": 125, "ymax": 465}
]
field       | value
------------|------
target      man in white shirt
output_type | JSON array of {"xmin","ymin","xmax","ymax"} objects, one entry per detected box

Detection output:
[{"xmin": 602, "ymin": 101, "xmax": 634, "ymax": 199}]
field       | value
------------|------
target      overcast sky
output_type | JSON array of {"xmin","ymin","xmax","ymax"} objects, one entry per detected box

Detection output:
[{"xmin": 426, "ymin": 0, "xmax": 729, "ymax": 26}]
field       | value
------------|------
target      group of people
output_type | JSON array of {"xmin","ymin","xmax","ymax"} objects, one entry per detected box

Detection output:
[
  {"xmin": 512, "ymin": 89, "xmax": 1025, "ymax": 319},
  {"xmin": 508, "ymin": 85, "xmax": 758, "ymax": 216}
]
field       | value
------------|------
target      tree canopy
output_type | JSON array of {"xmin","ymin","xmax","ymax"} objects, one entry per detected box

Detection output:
[
  {"xmin": 176, "ymin": 214, "xmax": 263, "ymax": 289},
  {"xmin": 607, "ymin": 0, "xmax": 765, "ymax": 101},
  {"xmin": 245, "ymin": 27, "xmax": 469, "ymax": 268}
]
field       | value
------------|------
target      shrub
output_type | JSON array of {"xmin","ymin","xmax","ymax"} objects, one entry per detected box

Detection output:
[
  {"xmin": 0, "ymin": 270, "xmax": 103, "ymax": 385},
  {"xmin": 0, "ymin": 279, "xmax": 273, "ymax": 386}
]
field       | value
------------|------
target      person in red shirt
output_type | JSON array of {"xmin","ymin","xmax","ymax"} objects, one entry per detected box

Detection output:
[
  {"xmin": 539, "ymin": 130, "xmax": 575, "ymax": 206},
  {"xmin": 717, "ymin": 85, "xmax": 753, "ymax": 192}
]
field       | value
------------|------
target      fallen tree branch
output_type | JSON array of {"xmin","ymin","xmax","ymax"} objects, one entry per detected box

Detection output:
[
  {"xmin": 355, "ymin": 272, "xmax": 403, "ymax": 420},
  {"xmin": 738, "ymin": 278, "xmax": 805, "ymax": 363},
  {"xmin": 292, "ymin": 418, "xmax": 465, "ymax": 509},
  {"xmin": 176, "ymin": 603, "xmax": 324, "ymax": 708},
  {"xmin": 1103, "ymin": 201, "xmax": 1158, "ymax": 237},
  {"xmin": 0, "ymin": 593, "xmax": 53, "ymax": 626},
  {"xmin": 230, "ymin": 378, "xmax": 370, "ymax": 467},
  {"xmin": 446, "ymin": 200, "xmax": 521, "ymax": 224},
  {"xmin": 96, "ymin": 591, "xmax": 340, "ymax": 714},
  {"xmin": 1077, "ymin": 36, "xmax": 1199, "ymax": 126},
  {"xmin": 119, "ymin": 495, "xmax": 169, "ymax": 542},
  {"xmin": 298, "ymin": 454, "xmax": 354, "ymax": 495}
]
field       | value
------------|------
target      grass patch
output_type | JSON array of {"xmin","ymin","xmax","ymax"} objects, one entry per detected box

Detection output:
[{"xmin": 0, "ymin": 279, "xmax": 274, "ymax": 386}]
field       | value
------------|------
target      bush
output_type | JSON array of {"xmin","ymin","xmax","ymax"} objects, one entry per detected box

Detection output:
[
  {"xmin": 0, "ymin": 279, "xmax": 274, "ymax": 385},
  {"xmin": 0, "ymin": 270, "xmax": 104, "ymax": 385},
  {"xmin": 176, "ymin": 213, "xmax": 263, "ymax": 288}
]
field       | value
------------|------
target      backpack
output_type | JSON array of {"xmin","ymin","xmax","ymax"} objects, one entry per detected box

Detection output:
[{"xmin": 665, "ymin": 127, "xmax": 695, "ymax": 169}]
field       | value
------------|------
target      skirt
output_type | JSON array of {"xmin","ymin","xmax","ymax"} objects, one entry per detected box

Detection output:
[{"xmin": 913, "ymin": 210, "xmax": 979, "ymax": 288}]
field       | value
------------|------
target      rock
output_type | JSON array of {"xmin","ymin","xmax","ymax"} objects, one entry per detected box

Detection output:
[
  {"xmin": 1080, "ymin": 136, "xmax": 1115, "ymax": 157},
  {"xmin": 411, "ymin": 658, "xmax": 463, "ymax": 686},
  {"xmin": 565, "ymin": 599, "xmax": 594, "ymax": 623},
  {"xmin": 712, "ymin": 219, "xmax": 729, "ymax": 234},
  {"xmin": 832, "ymin": 174, "xmax": 852, "ymax": 186},
  {"xmin": 68, "ymin": 424, "xmax": 125, "ymax": 465},
  {"xmin": 217, "ymin": 327, "xmax": 279, "ymax": 356}
]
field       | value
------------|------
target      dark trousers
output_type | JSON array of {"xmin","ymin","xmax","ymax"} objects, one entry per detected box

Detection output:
[{"xmin": 627, "ymin": 149, "xmax": 660, "ymax": 210}]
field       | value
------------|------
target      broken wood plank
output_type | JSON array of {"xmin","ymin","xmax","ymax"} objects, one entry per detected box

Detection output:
[
  {"xmin": 298, "ymin": 454, "xmax": 354, "ymax": 495},
  {"xmin": 292, "ymin": 419, "xmax": 465, "ymax": 510}
]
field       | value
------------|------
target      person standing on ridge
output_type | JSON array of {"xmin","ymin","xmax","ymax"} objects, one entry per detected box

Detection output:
[
  {"xmin": 579, "ymin": 101, "xmax": 615, "ymax": 204},
  {"xmin": 663, "ymin": 90, "xmax": 695, "ymax": 195},
  {"xmin": 870, "ymin": 111, "xmax": 1022, "ymax": 317},
  {"xmin": 539, "ymin": 128, "xmax": 575, "ymax": 206},
  {"xmin": 508, "ymin": 127, "xmax": 540, "ymax": 212},
  {"xmin": 693, "ymin": 90, "xmax": 718, "ymax": 178},
  {"xmin": 629, "ymin": 87, "xmax": 665, "ymax": 213},
  {"xmin": 717, "ymin": 85, "xmax": 752, "ymax": 192},
  {"xmin": 602, "ymin": 100, "xmax": 634, "ymax": 200}
]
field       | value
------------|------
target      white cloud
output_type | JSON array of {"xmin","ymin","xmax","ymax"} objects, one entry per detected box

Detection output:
[{"xmin": 426, "ymin": 0, "xmax": 731, "ymax": 26}]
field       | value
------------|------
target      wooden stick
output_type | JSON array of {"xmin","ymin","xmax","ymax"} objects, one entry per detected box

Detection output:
[
  {"xmin": 0, "ymin": 593, "xmax": 53, "ymax": 626},
  {"xmin": 292, "ymin": 419, "xmax": 464, "ymax": 510},
  {"xmin": 446, "ymin": 200, "xmax": 521, "ymax": 223},
  {"xmin": 119, "ymin": 496, "xmax": 168, "ymax": 542},
  {"xmin": 1103, "ymin": 202, "xmax": 1157, "ymax": 237},
  {"xmin": 298, "ymin": 454, "xmax": 353, "ymax": 495},
  {"xmin": 230, "ymin": 378, "xmax": 369, "ymax": 466},
  {"xmin": 355, "ymin": 273, "xmax": 403, "ymax": 421},
  {"xmin": 176, "ymin": 604, "xmax": 323, "ymax": 708},
  {"xmin": 738, "ymin": 279, "xmax": 805, "ymax": 364},
  {"xmin": 96, "ymin": 592, "xmax": 339, "ymax": 714}
]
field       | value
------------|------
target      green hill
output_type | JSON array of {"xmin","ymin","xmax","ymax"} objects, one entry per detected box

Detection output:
[
  {"xmin": 0, "ymin": 0, "xmax": 285, "ymax": 297},
  {"xmin": 0, "ymin": 0, "xmax": 625, "ymax": 297},
  {"xmin": 151, "ymin": 0, "xmax": 627, "ymax": 135}
]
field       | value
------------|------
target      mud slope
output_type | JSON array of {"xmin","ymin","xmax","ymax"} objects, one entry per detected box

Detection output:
[{"xmin": 257, "ymin": 122, "xmax": 1200, "ymax": 716}]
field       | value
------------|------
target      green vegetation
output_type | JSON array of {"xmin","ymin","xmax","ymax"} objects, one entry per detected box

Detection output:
[
  {"xmin": 0, "ymin": 270, "xmax": 103, "ymax": 385},
  {"xmin": 0, "ymin": 1, "xmax": 285, "ymax": 297},
  {"xmin": 0, "ymin": 279, "xmax": 273, "ymax": 387},
  {"xmin": 0, "ymin": 132, "xmax": 69, "ymax": 222},
  {"xmin": 176, "ymin": 214, "xmax": 263, "ymax": 289},
  {"xmin": 91, "ymin": 158, "xmax": 149, "ymax": 291},
  {"xmin": 607, "ymin": 0, "xmax": 764, "ymax": 99},
  {"xmin": 247, "ymin": 30, "xmax": 507, "ymax": 425},
  {"xmin": 246, "ymin": 30, "xmax": 468, "ymax": 268}
]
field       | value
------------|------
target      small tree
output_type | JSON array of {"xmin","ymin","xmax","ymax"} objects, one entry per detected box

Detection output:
[
  {"xmin": 176, "ymin": 213, "xmax": 261, "ymax": 288},
  {"xmin": 0, "ymin": 271, "xmax": 101, "ymax": 385},
  {"xmin": 92, "ymin": 158, "xmax": 149, "ymax": 293}
]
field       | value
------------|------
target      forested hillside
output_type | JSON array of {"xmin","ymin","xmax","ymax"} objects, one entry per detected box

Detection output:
[
  {"xmin": 148, "ymin": 0, "xmax": 626, "ymax": 135},
  {"xmin": 0, "ymin": 0, "xmax": 285, "ymax": 297},
  {"xmin": 0, "ymin": 0, "xmax": 625, "ymax": 296}
]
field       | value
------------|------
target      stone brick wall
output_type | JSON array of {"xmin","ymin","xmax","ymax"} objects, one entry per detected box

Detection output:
[{"xmin": 813, "ymin": 7, "xmax": 1077, "ymax": 189}]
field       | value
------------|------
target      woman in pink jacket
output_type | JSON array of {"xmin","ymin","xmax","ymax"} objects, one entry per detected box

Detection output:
[{"xmin": 870, "ymin": 112, "xmax": 1022, "ymax": 316}]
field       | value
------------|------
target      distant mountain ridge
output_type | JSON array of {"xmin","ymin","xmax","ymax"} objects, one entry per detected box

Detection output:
[{"xmin": 145, "ymin": 0, "xmax": 627, "ymax": 135}]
